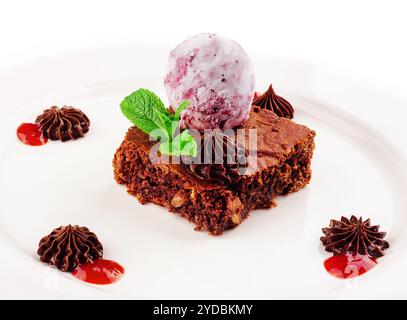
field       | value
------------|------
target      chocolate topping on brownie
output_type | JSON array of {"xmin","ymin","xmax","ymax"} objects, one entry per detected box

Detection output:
[
  {"xmin": 253, "ymin": 84, "xmax": 294, "ymax": 119},
  {"xmin": 321, "ymin": 216, "xmax": 390, "ymax": 258},
  {"xmin": 183, "ymin": 129, "xmax": 248, "ymax": 185},
  {"xmin": 35, "ymin": 106, "xmax": 90, "ymax": 141},
  {"xmin": 37, "ymin": 225, "xmax": 103, "ymax": 272},
  {"xmin": 242, "ymin": 106, "xmax": 312, "ymax": 171}
]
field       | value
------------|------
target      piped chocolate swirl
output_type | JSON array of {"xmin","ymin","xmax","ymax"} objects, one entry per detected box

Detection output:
[
  {"xmin": 320, "ymin": 216, "xmax": 390, "ymax": 258},
  {"xmin": 183, "ymin": 129, "xmax": 248, "ymax": 185},
  {"xmin": 253, "ymin": 84, "xmax": 294, "ymax": 119},
  {"xmin": 37, "ymin": 225, "xmax": 103, "ymax": 272},
  {"xmin": 35, "ymin": 106, "xmax": 90, "ymax": 142}
]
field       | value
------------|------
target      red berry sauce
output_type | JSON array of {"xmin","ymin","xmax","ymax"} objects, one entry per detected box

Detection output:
[
  {"xmin": 324, "ymin": 253, "xmax": 377, "ymax": 279},
  {"xmin": 16, "ymin": 123, "xmax": 47, "ymax": 146},
  {"xmin": 72, "ymin": 259, "xmax": 125, "ymax": 285}
]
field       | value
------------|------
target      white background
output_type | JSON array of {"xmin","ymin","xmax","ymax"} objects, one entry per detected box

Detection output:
[
  {"xmin": 0, "ymin": 0, "xmax": 406, "ymax": 103},
  {"xmin": 1, "ymin": 0, "xmax": 407, "ymax": 299}
]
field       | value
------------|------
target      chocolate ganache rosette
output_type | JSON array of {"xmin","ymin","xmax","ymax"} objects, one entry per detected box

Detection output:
[
  {"xmin": 35, "ymin": 106, "xmax": 90, "ymax": 141},
  {"xmin": 320, "ymin": 216, "xmax": 390, "ymax": 258},
  {"xmin": 37, "ymin": 225, "xmax": 103, "ymax": 272},
  {"xmin": 183, "ymin": 129, "xmax": 249, "ymax": 185},
  {"xmin": 253, "ymin": 84, "xmax": 294, "ymax": 119}
]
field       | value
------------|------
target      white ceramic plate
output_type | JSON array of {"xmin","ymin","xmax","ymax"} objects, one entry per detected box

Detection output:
[{"xmin": 1, "ymin": 45, "xmax": 407, "ymax": 299}]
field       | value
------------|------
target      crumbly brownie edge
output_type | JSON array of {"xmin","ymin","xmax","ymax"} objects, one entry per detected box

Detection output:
[{"xmin": 233, "ymin": 131, "xmax": 315, "ymax": 211}]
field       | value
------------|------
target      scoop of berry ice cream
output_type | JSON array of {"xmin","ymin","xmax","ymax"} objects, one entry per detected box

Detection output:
[{"xmin": 164, "ymin": 33, "xmax": 255, "ymax": 130}]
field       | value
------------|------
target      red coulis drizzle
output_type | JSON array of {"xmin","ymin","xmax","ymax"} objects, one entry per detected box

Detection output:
[
  {"xmin": 72, "ymin": 259, "xmax": 125, "ymax": 285},
  {"xmin": 324, "ymin": 253, "xmax": 377, "ymax": 279},
  {"xmin": 16, "ymin": 123, "xmax": 47, "ymax": 146}
]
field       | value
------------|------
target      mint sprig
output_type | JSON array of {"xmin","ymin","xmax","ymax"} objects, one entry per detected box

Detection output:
[
  {"xmin": 120, "ymin": 88, "xmax": 197, "ymax": 157},
  {"xmin": 159, "ymin": 129, "xmax": 197, "ymax": 157},
  {"xmin": 120, "ymin": 89, "xmax": 169, "ymax": 134},
  {"xmin": 173, "ymin": 100, "xmax": 189, "ymax": 121}
]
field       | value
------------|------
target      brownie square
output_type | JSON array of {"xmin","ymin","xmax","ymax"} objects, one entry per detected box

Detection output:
[{"xmin": 113, "ymin": 107, "xmax": 315, "ymax": 235}]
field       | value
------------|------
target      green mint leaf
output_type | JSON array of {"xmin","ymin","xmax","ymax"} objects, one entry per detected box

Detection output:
[
  {"xmin": 165, "ymin": 120, "xmax": 178, "ymax": 141},
  {"xmin": 173, "ymin": 100, "xmax": 190, "ymax": 121},
  {"xmin": 120, "ymin": 89, "xmax": 196, "ymax": 157},
  {"xmin": 159, "ymin": 141, "xmax": 172, "ymax": 155},
  {"xmin": 181, "ymin": 138, "xmax": 198, "ymax": 157},
  {"xmin": 150, "ymin": 127, "xmax": 170, "ymax": 142},
  {"xmin": 136, "ymin": 88, "xmax": 170, "ymax": 116},
  {"xmin": 120, "ymin": 88, "xmax": 171, "ymax": 134},
  {"xmin": 166, "ymin": 100, "xmax": 190, "ymax": 138},
  {"xmin": 164, "ymin": 130, "xmax": 197, "ymax": 157}
]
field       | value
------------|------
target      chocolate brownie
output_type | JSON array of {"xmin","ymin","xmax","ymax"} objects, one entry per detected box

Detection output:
[{"xmin": 113, "ymin": 107, "xmax": 315, "ymax": 235}]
